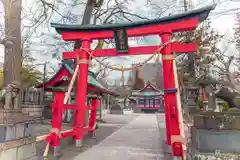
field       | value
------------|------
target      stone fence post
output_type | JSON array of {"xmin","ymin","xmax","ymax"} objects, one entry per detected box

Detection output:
[{"xmin": 22, "ymin": 87, "xmax": 44, "ymax": 117}]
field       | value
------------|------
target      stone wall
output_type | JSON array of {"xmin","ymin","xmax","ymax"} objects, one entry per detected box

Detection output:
[
  {"xmin": 0, "ymin": 138, "xmax": 36, "ymax": 160},
  {"xmin": 188, "ymin": 148, "xmax": 240, "ymax": 160},
  {"xmin": 188, "ymin": 113, "xmax": 240, "ymax": 159},
  {"xmin": 0, "ymin": 123, "xmax": 33, "ymax": 143},
  {"xmin": 192, "ymin": 128, "xmax": 240, "ymax": 152},
  {"xmin": 0, "ymin": 110, "xmax": 39, "ymax": 160},
  {"xmin": 0, "ymin": 87, "xmax": 43, "ymax": 160},
  {"xmin": 22, "ymin": 104, "xmax": 43, "ymax": 117}
]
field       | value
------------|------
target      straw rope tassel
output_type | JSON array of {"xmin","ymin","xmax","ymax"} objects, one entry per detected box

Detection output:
[{"xmin": 79, "ymin": 37, "xmax": 184, "ymax": 73}]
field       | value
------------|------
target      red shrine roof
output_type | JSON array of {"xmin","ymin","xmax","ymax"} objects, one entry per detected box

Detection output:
[
  {"xmin": 36, "ymin": 63, "xmax": 117, "ymax": 96},
  {"xmin": 131, "ymin": 81, "xmax": 164, "ymax": 97},
  {"xmin": 139, "ymin": 81, "xmax": 161, "ymax": 92}
]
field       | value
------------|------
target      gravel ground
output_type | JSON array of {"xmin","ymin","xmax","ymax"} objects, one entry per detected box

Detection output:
[
  {"xmin": 32, "ymin": 111, "xmax": 138, "ymax": 160},
  {"xmin": 59, "ymin": 112, "xmax": 138, "ymax": 160},
  {"xmin": 70, "ymin": 113, "xmax": 173, "ymax": 160}
]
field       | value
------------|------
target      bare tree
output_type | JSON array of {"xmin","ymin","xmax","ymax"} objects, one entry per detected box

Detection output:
[
  {"xmin": 3, "ymin": 0, "xmax": 22, "ymax": 85},
  {"xmin": 2, "ymin": 0, "xmax": 22, "ymax": 86}
]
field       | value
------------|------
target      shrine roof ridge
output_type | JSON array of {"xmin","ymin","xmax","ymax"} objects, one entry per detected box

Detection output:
[{"xmin": 51, "ymin": 5, "xmax": 215, "ymax": 34}]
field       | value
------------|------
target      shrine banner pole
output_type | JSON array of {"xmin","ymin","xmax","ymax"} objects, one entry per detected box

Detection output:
[
  {"xmin": 49, "ymin": 92, "xmax": 65, "ymax": 147},
  {"xmin": 173, "ymin": 58, "xmax": 186, "ymax": 159},
  {"xmin": 74, "ymin": 40, "xmax": 91, "ymax": 147},
  {"xmin": 160, "ymin": 32, "xmax": 172, "ymax": 145},
  {"xmin": 160, "ymin": 31, "xmax": 182, "ymax": 157}
]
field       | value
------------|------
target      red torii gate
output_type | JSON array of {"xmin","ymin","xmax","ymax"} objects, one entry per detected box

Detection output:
[{"xmin": 49, "ymin": 5, "xmax": 215, "ymax": 158}]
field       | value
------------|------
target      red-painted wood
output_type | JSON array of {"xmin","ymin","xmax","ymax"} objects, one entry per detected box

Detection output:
[
  {"xmin": 88, "ymin": 98, "xmax": 100, "ymax": 135},
  {"xmin": 61, "ymin": 19, "xmax": 198, "ymax": 41},
  {"xmin": 139, "ymin": 83, "xmax": 159, "ymax": 92},
  {"xmin": 74, "ymin": 40, "xmax": 91, "ymax": 142},
  {"xmin": 63, "ymin": 43, "xmax": 197, "ymax": 59},
  {"xmin": 61, "ymin": 130, "xmax": 75, "ymax": 139},
  {"xmin": 160, "ymin": 32, "xmax": 182, "ymax": 156},
  {"xmin": 49, "ymin": 92, "xmax": 65, "ymax": 146},
  {"xmin": 38, "ymin": 67, "xmax": 72, "ymax": 89},
  {"xmin": 172, "ymin": 42, "xmax": 197, "ymax": 53},
  {"xmin": 64, "ymin": 104, "xmax": 77, "ymax": 110},
  {"xmin": 51, "ymin": 103, "xmax": 76, "ymax": 110}
]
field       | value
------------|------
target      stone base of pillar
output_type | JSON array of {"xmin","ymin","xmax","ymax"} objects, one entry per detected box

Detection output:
[
  {"xmin": 75, "ymin": 140, "xmax": 83, "ymax": 147},
  {"xmin": 53, "ymin": 146, "xmax": 61, "ymax": 157}
]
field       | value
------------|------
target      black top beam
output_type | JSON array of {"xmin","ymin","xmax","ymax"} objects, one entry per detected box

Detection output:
[{"xmin": 51, "ymin": 5, "xmax": 215, "ymax": 34}]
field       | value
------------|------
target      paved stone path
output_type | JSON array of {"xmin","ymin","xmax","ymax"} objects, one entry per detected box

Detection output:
[{"xmin": 72, "ymin": 113, "xmax": 172, "ymax": 160}]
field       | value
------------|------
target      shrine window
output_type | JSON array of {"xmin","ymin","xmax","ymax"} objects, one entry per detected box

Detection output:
[
  {"xmin": 138, "ymin": 98, "xmax": 145, "ymax": 105},
  {"xmin": 155, "ymin": 98, "xmax": 161, "ymax": 105}
]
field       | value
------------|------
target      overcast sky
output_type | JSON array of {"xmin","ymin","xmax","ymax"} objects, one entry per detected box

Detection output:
[{"xmin": 0, "ymin": 0, "xmax": 239, "ymax": 84}]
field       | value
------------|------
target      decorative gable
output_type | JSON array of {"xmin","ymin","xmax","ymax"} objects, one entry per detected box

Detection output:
[{"xmin": 140, "ymin": 81, "xmax": 159, "ymax": 93}]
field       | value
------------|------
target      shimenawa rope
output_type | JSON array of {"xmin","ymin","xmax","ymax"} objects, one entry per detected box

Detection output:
[
  {"xmin": 80, "ymin": 37, "xmax": 184, "ymax": 84},
  {"xmin": 83, "ymin": 37, "xmax": 184, "ymax": 71}
]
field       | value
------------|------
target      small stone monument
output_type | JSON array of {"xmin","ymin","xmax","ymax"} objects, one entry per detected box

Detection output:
[
  {"xmin": 186, "ymin": 87, "xmax": 200, "ymax": 113},
  {"xmin": 21, "ymin": 87, "xmax": 44, "ymax": 117}
]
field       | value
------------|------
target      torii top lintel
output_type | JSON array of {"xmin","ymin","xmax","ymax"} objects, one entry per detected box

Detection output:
[{"xmin": 51, "ymin": 5, "xmax": 215, "ymax": 41}]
